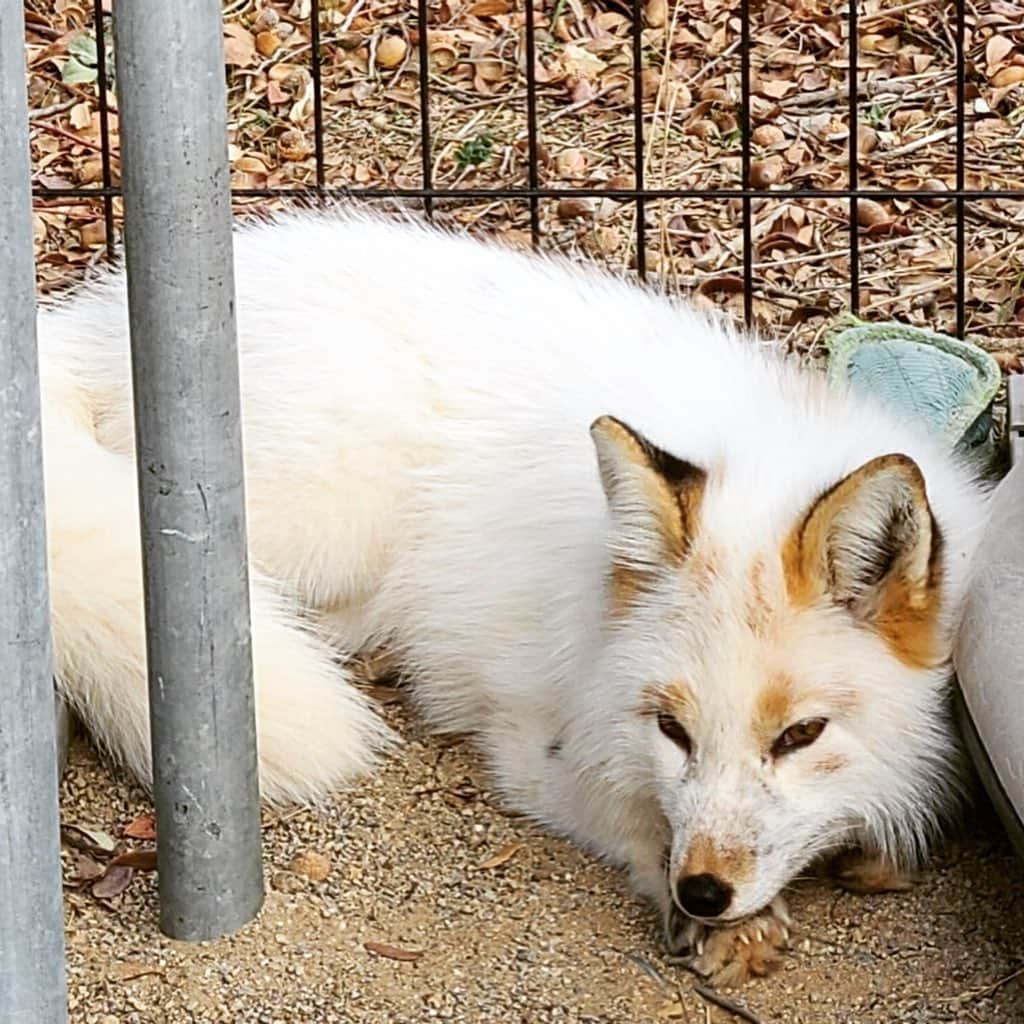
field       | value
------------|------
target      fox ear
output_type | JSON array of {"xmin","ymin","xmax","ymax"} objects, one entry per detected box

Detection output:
[
  {"xmin": 783, "ymin": 453, "xmax": 945, "ymax": 668},
  {"xmin": 590, "ymin": 416, "xmax": 707, "ymax": 580}
]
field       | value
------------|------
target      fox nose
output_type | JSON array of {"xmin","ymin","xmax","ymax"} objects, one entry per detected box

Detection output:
[{"xmin": 676, "ymin": 873, "xmax": 733, "ymax": 919}]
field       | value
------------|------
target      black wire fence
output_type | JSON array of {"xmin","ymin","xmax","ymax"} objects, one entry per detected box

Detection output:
[{"xmin": 26, "ymin": 0, "xmax": 1024, "ymax": 345}]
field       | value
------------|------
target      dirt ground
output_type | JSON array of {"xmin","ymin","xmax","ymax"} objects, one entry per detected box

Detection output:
[{"xmin": 60, "ymin": 685, "xmax": 1024, "ymax": 1024}]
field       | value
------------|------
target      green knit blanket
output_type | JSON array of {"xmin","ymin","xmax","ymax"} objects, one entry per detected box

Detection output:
[{"xmin": 825, "ymin": 315, "xmax": 1002, "ymax": 467}]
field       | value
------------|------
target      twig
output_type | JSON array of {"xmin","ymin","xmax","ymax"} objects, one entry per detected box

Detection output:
[
  {"xmin": 341, "ymin": 0, "xmax": 369, "ymax": 31},
  {"xmin": 29, "ymin": 99, "xmax": 78, "ymax": 120},
  {"xmin": 30, "ymin": 120, "xmax": 118, "ymax": 157},
  {"xmin": 875, "ymin": 126, "xmax": 958, "ymax": 162},
  {"xmin": 623, "ymin": 952, "xmax": 671, "ymax": 989},
  {"xmin": 944, "ymin": 963, "xmax": 1024, "ymax": 1003},
  {"xmin": 692, "ymin": 983, "xmax": 764, "ymax": 1024},
  {"xmin": 779, "ymin": 74, "xmax": 952, "ymax": 110},
  {"xmin": 261, "ymin": 807, "xmax": 308, "ymax": 831},
  {"xmin": 512, "ymin": 86, "xmax": 616, "ymax": 141},
  {"xmin": 860, "ymin": 0, "xmax": 942, "ymax": 20},
  {"xmin": 114, "ymin": 969, "xmax": 166, "ymax": 984},
  {"xmin": 692, "ymin": 234, "xmax": 917, "ymax": 280},
  {"xmin": 861, "ymin": 278, "xmax": 951, "ymax": 312}
]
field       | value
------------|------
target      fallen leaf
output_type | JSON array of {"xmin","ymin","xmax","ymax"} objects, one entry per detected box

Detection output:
[
  {"xmin": 377, "ymin": 36, "xmax": 408, "ymax": 69},
  {"xmin": 69, "ymin": 101, "xmax": 92, "ymax": 130},
  {"xmin": 364, "ymin": 941, "xmax": 424, "ymax": 962},
  {"xmin": 223, "ymin": 23, "xmax": 256, "ymax": 68},
  {"xmin": 110, "ymin": 848, "xmax": 158, "ymax": 871},
  {"xmin": 92, "ymin": 865, "xmax": 134, "ymax": 899},
  {"xmin": 278, "ymin": 129, "xmax": 313, "ymax": 161},
  {"xmin": 645, "ymin": 0, "xmax": 667, "ymax": 28},
  {"xmin": 697, "ymin": 275, "xmax": 745, "ymax": 298},
  {"xmin": 561, "ymin": 44, "xmax": 606, "ymax": 81},
  {"xmin": 557, "ymin": 198, "xmax": 594, "ymax": 221},
  {"xmin": 123, "ymin": 815, "xmax": 156, "ymax": 841},
  {"xmin": 749, "ymin": 156, "xmax": 785, "ymax": 188},
  {"xmin": 986, "ymin": 35, "xmax": 1015, "ymax": 75},
  {"xmin": 79, "ymin": 221, "xmax": 106, "ymax": 247},
  {"xmin": 478, "ymin": 842, "xmax": 525, "ymax": 869},
  {"xmin": 857, "ymin": 198, "xmax": 891, "ymax": 228},
  {"xmin": 70, "ymin": 851, "xmax": 106, "ymax": 883},
  {"xmin": 554, "ymin": 147, "xmax": 587, "ymax": 179},
  {"xmin": 62, "ymin": 824, "xmax": 117, "ymax": 856},
  {"xmin": 751, "ymin": 124, "xmax": 785, "ymax": 146},
  {"xmin": 759, "ymin": 78, "xmax": 794, "ymax": 100},
  {"xmin": 992, "ymin": 66, "xmax": 1024, "ymax": 87},
  {"xmin": 256, "ymin": 30, "xmax": 280, "ymax": 59},
  {"xmin": 467, "ymin": 0, "xmax": 511, "ymax": 15},
  {"xmin": 992, "ymin": 350, "xmax": 1022, "ymax": 373}
]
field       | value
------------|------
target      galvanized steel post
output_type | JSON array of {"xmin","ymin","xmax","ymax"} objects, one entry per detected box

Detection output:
[
  {"xmin": 0, "ymin": 0, "xmax": 69, "ymax": 1019},
  {"xmin": 113, "ymin": 0, "xmax": 265, "ymax": 939}
]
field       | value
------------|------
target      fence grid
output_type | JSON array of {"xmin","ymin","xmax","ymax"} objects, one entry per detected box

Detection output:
[{"xmin": 28, "ymin": 1, "xmax": 1024, "ymax": 338}]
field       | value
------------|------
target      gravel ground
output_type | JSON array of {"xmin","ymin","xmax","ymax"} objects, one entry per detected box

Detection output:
[{"xmin": 59, "ymin": 686, "xmax": 1024, "ymax": 1024}]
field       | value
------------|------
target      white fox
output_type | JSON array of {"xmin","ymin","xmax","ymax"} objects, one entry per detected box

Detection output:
[{"xmin": 37, "ymin": 209, "xmax": 990, "ymax": 984}]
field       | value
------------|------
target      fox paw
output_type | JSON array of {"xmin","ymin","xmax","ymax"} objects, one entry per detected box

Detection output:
[
  {"xmin": 684, "ymin": 898, "xmax": 791, "ymax": 988},
  {"xmin": 832, "ymin": 850, "xmax": 915, "ymax": 894}
]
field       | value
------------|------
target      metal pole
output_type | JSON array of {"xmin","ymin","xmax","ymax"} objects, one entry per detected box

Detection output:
[
  {"xmin": 113, "ymin": 0, "xmax": 264, "ymax": 939},
  {"xmin": 0, "ymin": 0, "xmax": 69, "ymax": 1018}
]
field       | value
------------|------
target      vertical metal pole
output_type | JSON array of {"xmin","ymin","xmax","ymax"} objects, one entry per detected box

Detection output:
[
  {"xmin": 0, "ymin": 0, "xmax": 69, "ymax": 1018},
  {"xmin": 113, "ymin": 0, "xmax": 264, "ymax": 939}
]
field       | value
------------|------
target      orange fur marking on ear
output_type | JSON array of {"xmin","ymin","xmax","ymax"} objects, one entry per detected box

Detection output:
[
  {"xmin": 780, "ymin": 454, "xmax": 946, "ymax": 670},
  {"xmin": 874, "ymin": 571, "xmax": 946, "ymax": 669},
  {"xmin": 610, "ymin": 563, "xmax": 644, "ymax": 617},
  {"xmin": 592, "ymin": 416, "xmax": 708, "ymax": 615}
]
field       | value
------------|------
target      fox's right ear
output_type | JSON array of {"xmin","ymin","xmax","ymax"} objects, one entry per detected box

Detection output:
[{"xmin": 590, "ymin": 416, "xmax": 708, "ymax": 584}]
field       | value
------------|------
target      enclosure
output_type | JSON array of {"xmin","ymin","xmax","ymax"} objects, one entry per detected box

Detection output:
[{"xmin": 12, "ymin": 0, "xmax": 1024, "ymax": 1019}]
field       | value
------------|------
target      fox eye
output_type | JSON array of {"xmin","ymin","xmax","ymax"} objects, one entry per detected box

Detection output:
[
  {"xmin": 657, "ymin": 712, "xmax": 692, "ymax": 754},
  {"xmin": 772, "ymin": 717, "xmax": 828, "ymax": 758}
]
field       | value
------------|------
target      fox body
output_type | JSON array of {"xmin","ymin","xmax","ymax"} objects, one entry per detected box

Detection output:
[{"xmin": 36, "ymin": 209, "xmax": 989, "ymax": 981}]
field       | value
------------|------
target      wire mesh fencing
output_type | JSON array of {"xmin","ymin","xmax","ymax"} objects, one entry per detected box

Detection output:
[{"xmin": 25, "ymin": 0, "xmax": 1024, "ymax": 358}]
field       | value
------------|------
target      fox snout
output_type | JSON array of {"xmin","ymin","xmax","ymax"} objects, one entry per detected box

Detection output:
[{"xmin": 675, "ymin": 872, "xmax": 734, "ymax": 919}]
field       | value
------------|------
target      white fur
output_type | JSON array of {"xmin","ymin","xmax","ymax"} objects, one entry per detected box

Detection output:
[{"xmin": 36, "ymin": 208, "xmax": 991, "ymax": 934}]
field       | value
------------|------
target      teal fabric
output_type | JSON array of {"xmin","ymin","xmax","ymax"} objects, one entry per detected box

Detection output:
[{"xmin": 825, "ymin": 316, "xmax": 1002, "ymax": 465}]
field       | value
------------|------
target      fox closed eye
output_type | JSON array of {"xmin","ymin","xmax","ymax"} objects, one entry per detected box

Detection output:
[
  {"xmin": 771, "ymin": 717, "xmax": 828, "ymax": 758},
  {"xmin": 656, "ymin": 712, "xmax": 692, "ymax": 754}
]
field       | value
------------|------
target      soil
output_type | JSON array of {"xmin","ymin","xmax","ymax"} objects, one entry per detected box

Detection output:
[{"xmin": 61, "ymin": 689, "xmax": 1024, "ymax": 1024}]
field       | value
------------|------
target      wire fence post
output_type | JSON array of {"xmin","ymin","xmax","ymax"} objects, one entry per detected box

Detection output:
[
  {"xmin": 112, "ymin": 0, "xmax": 265, "ymax": 939},
  {"xmin": 0, "ymin": 0, "xmax": 69, "ymax": 1018}
]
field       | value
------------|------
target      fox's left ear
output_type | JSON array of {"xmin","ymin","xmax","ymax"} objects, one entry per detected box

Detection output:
[
  {"xmin": 590, "ymin": 416, "xmax": 708, "ymax": 581},
  {"xmin": 783, "ymin": 453, "xmax": 945, "ymax": 668}
]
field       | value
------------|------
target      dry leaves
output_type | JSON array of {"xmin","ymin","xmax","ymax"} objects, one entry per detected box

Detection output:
[
  {"xmin": 62, "ymin": 816, "xmax": 158, "ymax": 904},
  {"xmin": 23, "ymin": 0, "xmax": 1024, "ymax": 348},
  {"xmin": 123, "ymin": 814, "xmax": 156, "ymax": 841}
]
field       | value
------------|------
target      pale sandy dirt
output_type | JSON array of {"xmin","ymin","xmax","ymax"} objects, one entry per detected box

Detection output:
[{"xmin": 60, "ymin": 688, "xmax": 1024, "ymax": 1024}]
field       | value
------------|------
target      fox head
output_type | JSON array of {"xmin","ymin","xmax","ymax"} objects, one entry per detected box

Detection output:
[{"xmin": 588, "ymin": 414, "xmax": 958, "ymax": 924}]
